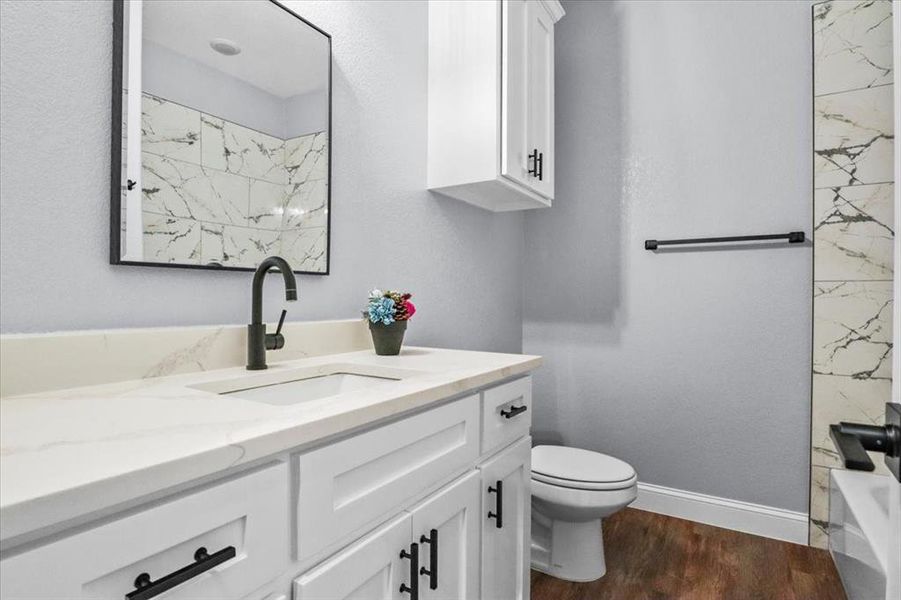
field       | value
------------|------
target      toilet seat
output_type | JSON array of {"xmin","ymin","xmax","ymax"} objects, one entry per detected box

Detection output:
[{"xmin": 532, "ymin": 445, "xmax": 637, "ymax": 491}]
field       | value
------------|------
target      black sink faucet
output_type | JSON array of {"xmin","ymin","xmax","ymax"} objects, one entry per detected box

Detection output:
[{"xmin": 247, "ymin": 256, "xmax": 297, "ymax": 370}]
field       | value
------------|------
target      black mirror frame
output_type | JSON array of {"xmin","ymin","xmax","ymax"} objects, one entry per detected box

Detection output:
[{"xmin": 109, "ymin": 0, "xmax": 332, "ymax": 275}]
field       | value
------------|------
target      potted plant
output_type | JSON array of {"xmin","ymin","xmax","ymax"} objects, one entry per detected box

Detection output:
[{"xmin": 364, "ymin": 289, "xmax": 416, "ymax": 355}]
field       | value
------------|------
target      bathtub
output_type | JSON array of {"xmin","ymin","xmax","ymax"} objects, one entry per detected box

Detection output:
[{"xmin": 828, "ymin": 469, "xmax": 893, "ymax": 600}]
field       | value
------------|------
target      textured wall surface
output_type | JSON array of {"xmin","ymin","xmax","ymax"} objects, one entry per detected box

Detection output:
[
  {"xmin": 524, "ymin": 0, "xmax": 813, "ymax": 512},
  {"xmin": 810, "ymin": 0, "xmax": 894, "ymax": 548},
  {"xmin": 0, "ymin": 0, "xmax": 524, "ymax": 354}
]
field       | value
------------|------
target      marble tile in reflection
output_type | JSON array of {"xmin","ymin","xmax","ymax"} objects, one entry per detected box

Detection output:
[
  {"xmin": 142, "ymin": 212, "xmax": 201, "ymax": 264},
  {"xmin": 142, "ymin": 153, "xmax": 249, "ymax": 225},
  {"xmin": 808, "ymin": 466, "xmax": 831, "ymax": 549},
  {"xmin": 286, "ymin": 132, "xmax": 328, "ymax": 184},
  {"xmin": 201, "ymin": 223, "xmax": 281, "ymax": 268},
  {"xmin": 813, "ymin": 0, "xmax": 893, "ymax": 96},
  {"xmin": 284, "ymin": 179, "xmax": 328, "ymax": 229},
  {"xmin": 813, "ymin": 281, "xmax": 893, "ymax": 379},
  {"xmin": 142, "ymin": 94, "xmax": 201, "ymax": 164},
  {"xmin": 248, "ymin": 179, "xmax": 288, "ymax": 229},
  {"xmin": 201, "ymin": 115, "xmax": 286, "ymax": 184},
  {"xmin": 281, "ymin": 227, "xmax": 327, "ymax": 273},
  {"xmin": 814, "ymin": 183, "xmax": 894, "ymax": 280},
  {"xmin": 814, "ymin": 85, "xmax": 894, "ymax": 188}
]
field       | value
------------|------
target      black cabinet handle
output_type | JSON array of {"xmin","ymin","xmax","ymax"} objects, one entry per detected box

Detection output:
[
  {"xmin": 419, "ymin": 528, "xmax": 438, "ymax": 590},
  {"xmin": 500, "ymin": 405, "xmax": 528, "ymax": 419},
  {"xmin": 399, "ymin": 542, "xmax": 419, "ymax": 598},
  {"xmin": 125, "ymin": 546, "xmax": 235, "ymax": 600},
  {"xmin": 527, "ymin": 149, "xmax": 544, "ymax": 181},
  {"xmin": 488, "ymin": 480, "xmax": 503, "ymax": 529}
]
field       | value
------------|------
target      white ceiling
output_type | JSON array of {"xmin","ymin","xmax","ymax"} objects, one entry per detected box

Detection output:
[{"xmin": 142, "ymin": 0, "xmax": 329, "ymax": 99}]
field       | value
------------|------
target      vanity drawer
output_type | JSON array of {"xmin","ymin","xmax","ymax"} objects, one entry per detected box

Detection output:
[
  {"xmin": 481, "ymin": 376, "xmax": 532, "ymax": 454},
  {"xmin": 0, "ymin": 463, "xmax": 289, "ymax": 600},
  {"xmin": 295, "ymin": 394, "xmax": 480, "ymax": 561}
]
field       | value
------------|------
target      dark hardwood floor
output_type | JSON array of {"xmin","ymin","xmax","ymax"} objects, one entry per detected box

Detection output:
[{"xmin": 530, "ymin": 508, "xmax": 846, "ymax": 600}]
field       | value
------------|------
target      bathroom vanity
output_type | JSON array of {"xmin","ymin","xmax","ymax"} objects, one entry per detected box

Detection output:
[{"xmin": 0, "ymin": 347, "xmax": 539, "ymax": 600}]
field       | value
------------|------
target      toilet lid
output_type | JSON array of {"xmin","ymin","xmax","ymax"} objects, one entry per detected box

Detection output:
[{"xmin": 532, "ymin": 445, "xmax": 636, "ymax": 485}]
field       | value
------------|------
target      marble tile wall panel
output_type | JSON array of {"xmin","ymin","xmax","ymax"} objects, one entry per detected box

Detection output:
[
  {"xmin": 814, "ymin": 85, "xmax": 894, "ymax": 188},
  {"xmin": 810, "ymin": 0, "xmax": 893, "ymax": 549},
  {"xmin": 813, "ymin": 0, "xmax": 893, "ymax": 96},
  {"xmin": 137, "ymin": 94, "xmax": 329, "ymax": 272},
  {"xmin": 814, "ymin": 183, "xmax": 894, "ymax": 280}
]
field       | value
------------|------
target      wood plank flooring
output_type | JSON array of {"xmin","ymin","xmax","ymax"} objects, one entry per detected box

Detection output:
[{"xmin": 530, "ymin": 508, "xmax": 846, "ymax": 600}]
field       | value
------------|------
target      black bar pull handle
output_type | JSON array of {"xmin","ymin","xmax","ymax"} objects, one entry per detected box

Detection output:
[
  {"xmin": 400, "ymin": 542, "xmax": 419, "ymax": 598},
  {"xmin": 488, "ymin": 480, "xmax": 503, "ymax": 529},
  {"xmin": 420, "ymin": 528, "xmax": 438, "ymax": 590},
  {"xmin": 500, "ymin": 405, "xmax": 528, "ymax": 419},
  {"xmin": 537, "ymin": 151, "xmax": 544, "ymax": 181},
  {"xmin": 126, "ymin": 546, "xmax": 236, "ymax": 600}
]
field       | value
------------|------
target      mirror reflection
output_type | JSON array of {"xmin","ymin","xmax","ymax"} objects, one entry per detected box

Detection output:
[{"xmin": 114, "ymin": 0, "xmax": 331, "ymax": 273}]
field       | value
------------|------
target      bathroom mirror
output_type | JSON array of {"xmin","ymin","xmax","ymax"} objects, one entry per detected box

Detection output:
[{"xmin": 111, "ymin": 0, "xmax": 331, "ymax": 274}]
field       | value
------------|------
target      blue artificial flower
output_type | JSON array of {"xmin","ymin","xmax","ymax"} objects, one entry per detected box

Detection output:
[{"xmin": 368, "ymin": 296, "xmax": 396, "ymax": 325}]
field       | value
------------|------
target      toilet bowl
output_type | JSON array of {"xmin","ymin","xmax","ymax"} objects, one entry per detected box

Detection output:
[{"xmin": 530, "ymin": 445, "xmax": 637, "ymax": 582}]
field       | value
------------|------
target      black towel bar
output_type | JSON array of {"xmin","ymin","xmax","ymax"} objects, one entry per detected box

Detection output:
[{"xmin": 644, "ymin": 231, "xmax": 805, "ymax": 250}]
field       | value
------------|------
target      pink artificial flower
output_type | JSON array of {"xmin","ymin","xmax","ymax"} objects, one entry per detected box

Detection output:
[{"xmin": 403, "ymin": 300, "xmax": 416, "ymax": 319}]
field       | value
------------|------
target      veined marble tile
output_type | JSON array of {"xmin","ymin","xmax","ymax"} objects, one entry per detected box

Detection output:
[
  {"xmin": 248, "ymin": 179, "xmax": 288, "ymax": 229},
  {"xmin": 142, "ymin": 212, "xmax": 201, "ymax": 264},
  {"xmin": 814, "ymin": 183, "xmax": 894, "ymax": 280},
  {"xmin": 142, "ymin": 153, "xmax": 249, "ymax": 225},
  {"xmin": 142, "ymin": 94, "xmax": 201, "ymax": 164},
  {"xmin": 201, "ymin": 224, "xmax": 281, "ymax": 268},
  {"xmin": 809, "ymin": 466, "xmax": 831, "ymax": 549},
  {"xmin": 281, "ymin": 227, "xmax": 327, "ymax": 273},
  {"xmin": 811, "ymin": 373, "xmax": 891, "ymax": 471},
  {"xmin": 814, "ymin": 85, "xmax": 894, "ymax": 188},
  {"xmin": 201, "ymin": 115, "xmax": 286, "ymax": 185},
  {"xmin": 284, "ymin": 179, "xmax": 328, "ymax": 229},
  {"xmin": 286, "ymin": 132, "xmax": 328, "ymax": 184},
  {"xmin": 813, "ymin": 0, "xmax": 893, "ymax": 96},
  {"xmin": 813, "ymin": 281, "xmax": 893, "ymax": 379}
]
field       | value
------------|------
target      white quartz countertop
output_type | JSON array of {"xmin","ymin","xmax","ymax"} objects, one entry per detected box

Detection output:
[{"xmin": 0, "ymin": 347, "xmax": 540, "ymax": 544}]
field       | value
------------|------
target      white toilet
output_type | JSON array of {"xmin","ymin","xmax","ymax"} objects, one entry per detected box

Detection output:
[{"xmin": 530, "ymin": 445, "xmax": 638, "ymax": 582}]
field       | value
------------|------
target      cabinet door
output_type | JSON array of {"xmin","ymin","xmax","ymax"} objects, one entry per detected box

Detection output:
[
  {"xmin": 479, "ymin": 437, "xmax": 531, "ymax": 600},
  {"xmin": 409, "ymin": 472, "xmax": 481, "ymax": 600},
  {"xmin": 293, "ymin": 514, "xmax": 412, "ymax": 600},
  {"xmin": 525, "ymin": 0, "xmax": 554, "ymax": 198},
  {"xmin": 502, "ymin": 1, "xmax": 555, "ymax": 199}
]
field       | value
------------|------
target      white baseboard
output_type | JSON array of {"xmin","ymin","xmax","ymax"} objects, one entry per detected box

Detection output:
[{"xmin": 631, "ymin": 482, "xmax": 809, "ymax": 545}]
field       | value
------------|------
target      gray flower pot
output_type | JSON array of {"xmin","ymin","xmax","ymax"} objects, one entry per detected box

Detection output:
[{"xmin": 368, "ymin": 320, "xmax": 407, "ymax": 355}]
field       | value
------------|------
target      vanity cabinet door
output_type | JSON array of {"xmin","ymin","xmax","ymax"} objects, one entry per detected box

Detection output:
[
  {"xmin": 293, "ymin": 514, "xmax": 412, "ymax": 600},
  {"xmin": 479, "ymin": 436, "xmax": 531, "ymax": 600},
  {"xmin": 408, "ymin": 471, "xmax": 481, "ymax": 600}
]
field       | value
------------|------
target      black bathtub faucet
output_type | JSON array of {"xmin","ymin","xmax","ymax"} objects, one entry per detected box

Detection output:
[{"xmin": 247, "ymin": 256, "xmax": 297, "ymax": 370}]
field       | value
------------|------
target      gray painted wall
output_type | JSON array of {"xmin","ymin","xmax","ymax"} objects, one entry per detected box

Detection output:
[
  {"xmin": 0, "ymin": 0, "xmax": 524, "ymax": 354},
  {"xmin": 524, "ymin": 0, "xmax": 813, "ymax": 511}
]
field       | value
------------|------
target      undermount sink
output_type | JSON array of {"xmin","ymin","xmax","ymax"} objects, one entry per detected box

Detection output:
[{"xmin": 190, "ymin": 363, "xmax": 419, "ymax": 406}]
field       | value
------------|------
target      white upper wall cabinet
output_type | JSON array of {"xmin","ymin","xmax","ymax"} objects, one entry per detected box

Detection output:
[{"xmin": 428, "ymin": 0, "xmax": 565, "ymax": 212}]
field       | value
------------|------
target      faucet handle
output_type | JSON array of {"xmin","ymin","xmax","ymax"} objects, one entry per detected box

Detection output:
[
  {"xmin": 275, "ymin": 309, "xmax": 287, "ymax": 336},
  {"xmin": 265, "ymin": 310, "xmax": 287, "ymax": 351}
]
